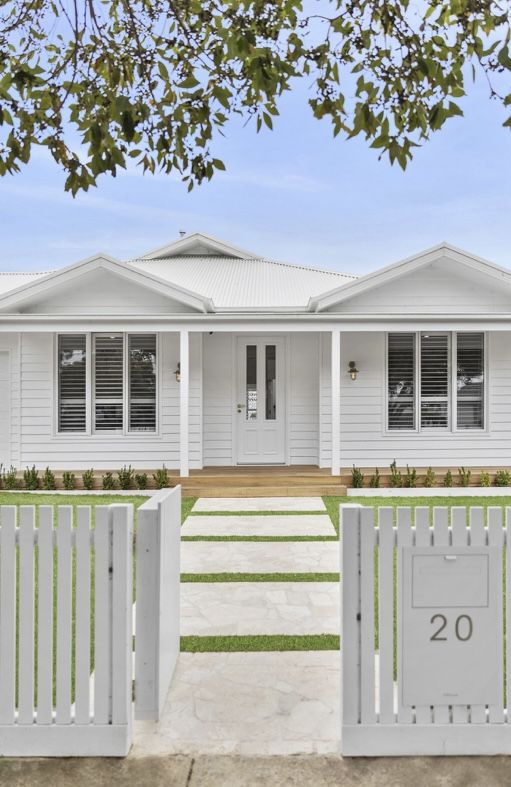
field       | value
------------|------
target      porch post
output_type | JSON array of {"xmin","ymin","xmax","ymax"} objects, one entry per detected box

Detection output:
[
  {"xmin": 179, "ymin": 330, "xmax": 189, "ymax": 478},
  {"xmin": 331, "ymin": 328, "xmax": 341, "ymax": 476}
]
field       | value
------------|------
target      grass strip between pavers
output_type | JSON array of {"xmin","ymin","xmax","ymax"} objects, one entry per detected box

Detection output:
[
  {"xmin": 181, "ymin": 572, "xmax": 339, "ymax": 583},
  {"xmin": 189, "ymin": 510, "xmax": 327, "ymax": 517},
  {"xmin": 180, "ymin": 634, "xmax": 340, "ymax": 652}
]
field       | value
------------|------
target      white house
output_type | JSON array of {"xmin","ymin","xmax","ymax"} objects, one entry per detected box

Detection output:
[{"xmin": 0, "ymin": 232, "xmax": 508, "ymax": 478}]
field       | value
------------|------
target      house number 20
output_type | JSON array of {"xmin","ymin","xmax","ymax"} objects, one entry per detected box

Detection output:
[{"xmin": 430, "ymin": 613, "xmax": 473, "ymax": 642}]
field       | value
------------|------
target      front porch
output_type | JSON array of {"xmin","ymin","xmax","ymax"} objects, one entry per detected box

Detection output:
[{"xmin": 169, "ymin": 465, "xmax": 347, "ymax": 497}]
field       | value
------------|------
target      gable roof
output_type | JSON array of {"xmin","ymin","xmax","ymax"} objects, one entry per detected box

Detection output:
[
  {"xmin": 0, "ymin": 252, "xmax": 214, "ymax": 313},
  {"xmin": 140, "ymin": 231, "xmax": 260, "ymax": 260},
  {"xmin": 309, "ymin": 242, "xmax": 511, "ymax": 312}
]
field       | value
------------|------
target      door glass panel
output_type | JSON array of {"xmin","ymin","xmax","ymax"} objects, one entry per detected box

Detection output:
[
  {"xmin": 265, "ymin": 345, "xmax": 276, "ymax": 420},
  {"xmin": 246, "ymin": 345, "xmax": 257, "ymax": 420}
]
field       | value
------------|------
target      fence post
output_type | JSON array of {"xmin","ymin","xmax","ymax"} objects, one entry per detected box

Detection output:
[
  {"xmin": 340, "ymin": 504, "xmax": 363, "ymax": 732},
  {"xmin": 135, "ymin": 486, "xmax": 181, "ymax": 721}
]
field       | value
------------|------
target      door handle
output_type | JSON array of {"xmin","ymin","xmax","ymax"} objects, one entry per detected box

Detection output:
[{"xmin": 237, "ymin": 403, "xmax": 245, "ymax": 413}]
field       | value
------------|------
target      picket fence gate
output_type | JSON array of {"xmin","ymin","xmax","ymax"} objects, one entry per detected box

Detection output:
[
  {"xmin": 341, "ymin": 504, "xmax": 511, "ymax": 756},
  {"xmin": 0, "ymin": 487, "xmax": 182, "ymax": 757}
]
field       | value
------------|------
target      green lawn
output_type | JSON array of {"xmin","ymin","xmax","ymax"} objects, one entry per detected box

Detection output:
[{"xmin": 0, "ymin": 491, "xmax": 196, "ymax": 526}]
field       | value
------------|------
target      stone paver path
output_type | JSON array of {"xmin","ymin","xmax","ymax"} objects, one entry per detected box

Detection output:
[
  {"xmin": 181, "ymin": 540, "xmax": 339, "ymax": 574},
  {"xmin": 181, "ymin": 581, "xmax": 339, "ymax": 636},
  {"xmin": 192, "ymin": 496, "xmax": 326, "ymax": 512},
  {"xmin": 133, "ymin": 651, "xmax": 340, "ymax": 756},
  {"xmin": 182, "ymin": 513, "xmax": 335, "ymax": 537},
  {"xmin": 135, "ymin": 496, "xmax": 340, "ymax": 757}
]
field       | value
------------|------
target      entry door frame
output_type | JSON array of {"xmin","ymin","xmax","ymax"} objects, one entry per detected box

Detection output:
[{"xmin": 234, "ymin": 334, "xmax": 288, "ymax": 466}]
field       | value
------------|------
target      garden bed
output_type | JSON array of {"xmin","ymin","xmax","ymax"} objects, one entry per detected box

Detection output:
[{"xmin": 347, "ymin": 486, "xmax": 511, "ymax": 497}]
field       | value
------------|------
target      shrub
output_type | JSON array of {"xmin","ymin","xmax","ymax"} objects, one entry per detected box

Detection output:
[
  {"xmin": 153, "ymin": 465, "xmax": 169, "ymax": 489},
  {"xmin": 118, "ymin": 465, "xmax": 134, "ymax": 490},
  {"xmin": 389, "ymin": 460, "xmax": 403, "ymax": 488},
  {"xmin": 82, "ymin": 468, "xmax": 95, "ymax": 490},
  {"xmin": 102, "ymin": 471, "xmax": 115, "ymax": 490},
  {"xmin": 62, "ymin": 471, "xmax": 76, "ymax": 490},
  {"xmin": 3, "ymin": 466, "xmax": 17, "ymax": 490},
  {"xmin": 42, "ymin": 467, "xmax": 56, "ymax": 490},
  {"xmin": 135, "ymin": 472, "xmax": 148, "ymax": 490},
  {"xmin": 369, "ymin": 468, "xmax": 380, "ymax": 488},
  {"xmin": 23, "ymin": 465, "xmax": 39, "ymax": 490},
  {"xmin": 351, "ymin": 465, "xmax": 364, "ymax": 488},
  {"xmin": 403, "ymin": 465, "xmax": 417, "ymax": 488},
  {"xmin": 495, "ymin": 469, "xmax": 511, "ymax": 487},
  {"xmin": 458, "ymin": 467, "xmax": 471, "ymax": 487},
  {"xmin": 424, "ymin": 467, "xmax": 436, "ymax": 488},
  {"xmin": 480, "ymin": 470, "xmax": 491, "ymax": 487},
  {"xmin": 443, "ymin": 469, "xmax": 453, "ymax": 488}
]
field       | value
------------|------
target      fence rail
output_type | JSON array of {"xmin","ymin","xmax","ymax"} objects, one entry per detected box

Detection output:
[
  {"xmin": 0, "ymin": 503, "xmax": 133, "ymax": 757},
  {"xmin": 341, "ymin": 504, "xmax": 511, "ymax": 756}
]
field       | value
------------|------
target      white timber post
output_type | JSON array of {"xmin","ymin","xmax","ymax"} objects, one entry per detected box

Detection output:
[
  {"xmin": 180, "ymin": 330, "xmax": 189, "ymax": 477},
  {"xmin": 331, "ymin": 328, "xmax": 341, "ymax": 476}
]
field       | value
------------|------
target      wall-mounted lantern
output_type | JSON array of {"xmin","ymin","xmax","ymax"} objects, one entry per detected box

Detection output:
[
  {"xmin": 348, "ymin": 361, "xmax": 359, "ymax": 381},
  {"xmin": 174, "ymin": 362, "xmax": 181, "ymax": 383}
]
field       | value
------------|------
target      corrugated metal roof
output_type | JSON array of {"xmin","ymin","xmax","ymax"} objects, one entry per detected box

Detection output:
[
  {"xmin": 128, "ymin": 256, "xmax": 356, "ymax": 308},
  {"xmin": 0, "ymin": 271, "xmax": 54, "ymax": 295}
]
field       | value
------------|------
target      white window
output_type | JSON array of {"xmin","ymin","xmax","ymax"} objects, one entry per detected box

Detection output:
[
  {"xmin": 387, "ymin": 332, "xmax": 485, "ymax": 432},
  {"xmin": 57, "ymin": 333, "xmax": 157, "ymax": 434}
]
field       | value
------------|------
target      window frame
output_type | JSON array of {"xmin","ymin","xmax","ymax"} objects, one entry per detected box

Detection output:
[
  {"xmin": 55, "ymin": 332, "xmax": 159, "ymax": 437},
  {"xmin": 385, "ymin": 331, "xmax": 487, "ymax": 434}
]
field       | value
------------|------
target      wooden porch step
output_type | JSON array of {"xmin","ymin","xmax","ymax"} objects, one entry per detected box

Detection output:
[
  {"xmin": 178, "ymin": 477, "xmax": 335, "ymax": 488},
  {"xmin": 179, "ymin": 485, "xmax": 347, "ymax": 498}
]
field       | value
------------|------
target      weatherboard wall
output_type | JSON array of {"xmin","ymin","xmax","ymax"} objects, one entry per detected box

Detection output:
[
  {"xmin": 17, "ymin": 332, "xmax": 202, "ymax": 470},
  {"xmin": 319, "ymin": 330, "xmax": 511, "ymax": 469}
]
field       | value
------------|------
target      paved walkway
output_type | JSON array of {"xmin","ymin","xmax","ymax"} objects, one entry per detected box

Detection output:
[{"xmin": 134, "ymin": 496, "xmax": 340, "ymax": 757}]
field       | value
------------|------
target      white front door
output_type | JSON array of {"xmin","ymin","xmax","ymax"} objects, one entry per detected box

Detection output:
[{"xmin": 236, "ymin": 337, "xmax": 286, "ymax": 464}]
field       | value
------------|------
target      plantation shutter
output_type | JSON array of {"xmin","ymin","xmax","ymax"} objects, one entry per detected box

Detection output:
[
  {"xmin": 94, "ymin": 334, "xmax": 123, "ymax": 431},
  {"xmin": 129, "ymin": 334, "xmax": 156, "ymax": 431},
  {"xmin": 456, "ymin": 333, "xmax": 484, "ymax": 429},
  {"xmin": 388, "ymin": 333, "xmax": 415, "ymax": 430},
  {"xmin": 58, "ymin": 335, "xmax": 87, "ymax": 432},
  {"xmin": 420, "ymin": 334, "xmax": 449, "ymax": 428}
]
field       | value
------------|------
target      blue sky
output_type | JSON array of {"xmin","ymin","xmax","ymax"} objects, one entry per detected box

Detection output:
[{"xmin": 0, "ymin": 76, "xmax": 509, "ymax": 276}]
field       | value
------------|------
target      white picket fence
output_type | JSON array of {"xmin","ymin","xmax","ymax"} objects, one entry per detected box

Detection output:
[
  {"xmin": 341, "ymin": 504, "xmax": 511, "ymax": 756},
  {"xmin": 0, "ymin": 503, "xmax": 133, "ymax": 756}
]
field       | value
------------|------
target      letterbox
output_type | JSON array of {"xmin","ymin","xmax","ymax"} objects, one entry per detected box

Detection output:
[{"xmin": 400, "ymin": 546, "xmax": 503, "ymax": 707}]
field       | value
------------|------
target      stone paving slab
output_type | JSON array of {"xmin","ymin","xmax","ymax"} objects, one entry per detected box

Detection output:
[
  {"xmin": 181, "ymin": 582, "xmax": 339, "ymax": 636},
  {"xmin": 192, "ymin": 496, "xmax": 327, "ymax": 512},
  {"xmin": 181, "ymin": 540, "xmax": 339, "ymax": 574},
  {"xmin": 182, "ymin": 514, "xmax": 336, "ymax": 537},
  {"xmin": 132, "ymin": 651, "xmax": 340, "ymax": 756}
]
